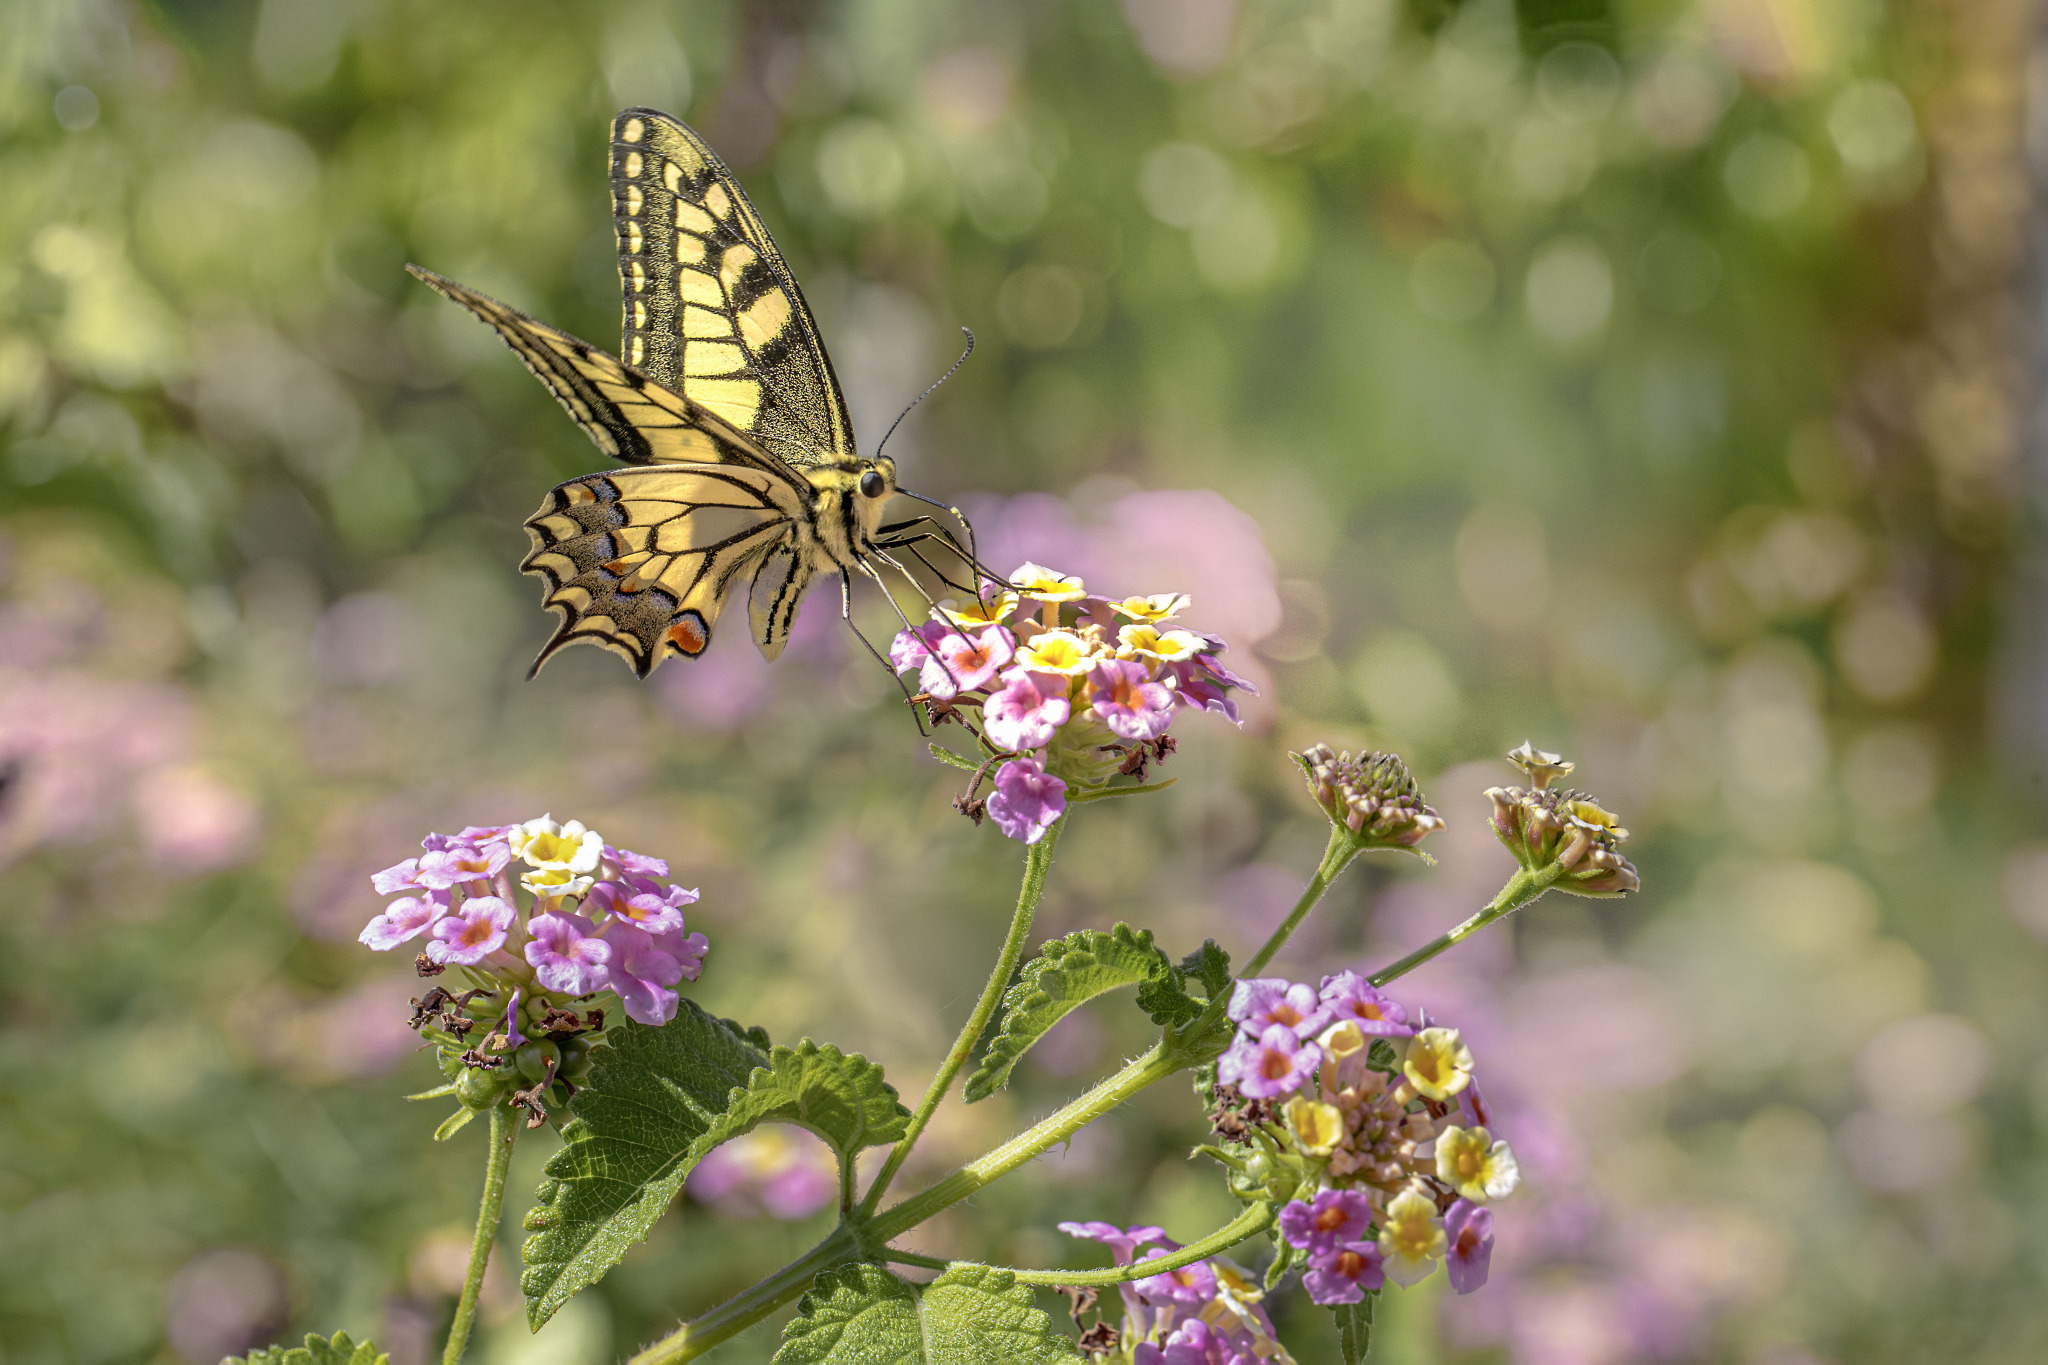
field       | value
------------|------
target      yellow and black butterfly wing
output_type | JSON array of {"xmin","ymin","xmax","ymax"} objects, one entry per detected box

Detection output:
[
  {"xmin": 610, "ymin": 107, "xmax": 857, "ymax": 470},
  {"xmin": 404, "ymin": 266, "xmax": 822, "ymax": 674},
  {"xmin": 523, "ymin": 465, "xmax": 803, "ymax": 678},
  {"xmin": 407, "ymin": 265, "xmax": 793, "ymax": 475}
]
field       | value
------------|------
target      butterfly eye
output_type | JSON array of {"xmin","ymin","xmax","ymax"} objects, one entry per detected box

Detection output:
[{"xmin": 859, "ymin": 469, "xmax": 886, "ymax": 499}]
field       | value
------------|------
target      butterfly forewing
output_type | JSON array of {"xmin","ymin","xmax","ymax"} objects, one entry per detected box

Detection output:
[{"xmin": 611, "ymin": 107, "xmax": 857, "ymax": 470}]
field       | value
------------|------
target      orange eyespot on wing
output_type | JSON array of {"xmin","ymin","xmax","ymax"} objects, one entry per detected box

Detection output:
[{"xmin": 666, "ymin": 612, "xmax": 710, "ymax": 656}]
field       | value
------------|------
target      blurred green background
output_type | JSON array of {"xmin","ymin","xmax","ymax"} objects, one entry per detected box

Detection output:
[{"xmin": 6, "ymin": 0, "xmax": 2046, "ymax": 1361}]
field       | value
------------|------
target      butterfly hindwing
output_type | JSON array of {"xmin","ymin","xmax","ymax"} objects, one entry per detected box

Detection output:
[
  {"xmin": 523, "ymin": 465, "xmax": 807, "ymax": 677},
  {"xmin": 611, "ymin": 108, "xmax": 856, "ymax": 470}
]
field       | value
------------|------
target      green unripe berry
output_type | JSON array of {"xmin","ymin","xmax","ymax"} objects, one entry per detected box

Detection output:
[
  {"xmin": 456, "ymin": 1064, "xmax": 514, "ymax": 1109},
  {"xmin": 515, "ymin": 1040, "xmax": 562, "ymax": 1083}
]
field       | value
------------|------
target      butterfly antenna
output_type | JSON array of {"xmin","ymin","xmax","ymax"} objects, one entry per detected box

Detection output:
[{"xmin": 874, "ymin": 327, "xmax": 974, "ymax": 461}]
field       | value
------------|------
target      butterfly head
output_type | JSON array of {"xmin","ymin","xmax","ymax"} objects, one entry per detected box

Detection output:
[{"xmin": 858, "ymin": 457, "xmax": 897, "ymax": 502}]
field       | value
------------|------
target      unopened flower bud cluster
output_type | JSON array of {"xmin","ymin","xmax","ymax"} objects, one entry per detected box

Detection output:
[
  {"xmin": 1215, "ymin": 972, "xmax": 1518, "ymax": 1303},
  {"xmin": 1295, "ymin": 744, "xmax": 1444, "ymax": 850},
  {"xmin": 1487, "ymin": 742, "xmax": 1640, "ymax": 896},
  {"xmin": 891, "ymin": 564, "xmax": 1256, "ymax": 845}
]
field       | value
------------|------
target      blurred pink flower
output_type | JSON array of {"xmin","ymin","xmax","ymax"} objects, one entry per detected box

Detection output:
[
  {"xmin": 132, "ymin": 763, "xmax": 262, "ymax": 873},
  {"xmin": 164, "ymin": 1248, "xmax": 288, "ymax": 1365},
  {"xmin": 687, "ymin": 1129, "xmax": 838, "ymax": 1220}
]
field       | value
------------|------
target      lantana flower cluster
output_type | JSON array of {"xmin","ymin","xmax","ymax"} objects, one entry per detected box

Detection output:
[
  {"xmin": 890, "ymin": 564, "xmax": 1256, "ymax": 845},
  {"xmin": 1295, "ymin": 744, "xmax": 1444, "ymax": 850},
  {"xmin": 687, "ymin": 1129, "xmax": 838, "ymax": 1221},
  {"xmin": 1058, "ymin": 1222, "xmax": 1295, "ymax": 1365},
  {"xmin": 359, "ymin": 816, "xmax": 708, "ymax": 1124},
  {"xmin": 1487, "ymin": 741, "xmax": 1640, "ymax": 896},
  {"xmin": 1215, "ymin": 972, "xmax": 1519, "ymax": 1303}
]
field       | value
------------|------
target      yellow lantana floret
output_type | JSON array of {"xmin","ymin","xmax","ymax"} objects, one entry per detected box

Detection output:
[
  {"xmin": 1015, "ymin": 629, "xmax": 1097, "ymax": 675},
  {"xmin": 938, "ymin": 590, "xmax": 1019, "ymax": 627},
  {"xmin": 1010, "ymin": 562, "xmax": 1087, "ymax": 603},
  {"xmin": 1378, "ymin": 1186, "xmax": 1447, "ymax": 1287},
  {"xmin": 1402, "ymin": 1027, "xmax": 1474, "ymax": 1101},
  {"xmin": 1286, "ymin": 1097, "xmax": 1344, "ymax": 1156},
  {"xmin": 511, "ymin": 814, "xmax": 604, "ymax": 903},
  {"xmin": 1114, "ymin": 592, "xmax": 1191, "ymax": 624},
  {"xmin": 1434, "ymin": 1124, "xmax": 1521, "ymax": 1202},
  {"xmin": 1116, "ymin": 623, "xmax": 1203, "ymax": 664}
]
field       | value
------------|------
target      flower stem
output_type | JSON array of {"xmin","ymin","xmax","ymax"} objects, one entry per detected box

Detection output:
[
  {"xmin": 1367, "ymin": 864, "xmax": 1561, "ymax": 987},
  {"xmin": 1239, "ymin": 824, "xmax": 1360, "ymax": 979},
  {"xmin": 868, "ymin": 1038, "xmax": 1183, "ymax": 1244},
  {"xmin": 441, "ymin": 1103, "xmax": 518, "ymax": 1365},
  {"xmin": 858, "ymin": 818, "xmax": 1064, "ymax": 1217},
  {"xmin": 627, "ymin": 1224, "xmax": 860, "ymax": 1365}
]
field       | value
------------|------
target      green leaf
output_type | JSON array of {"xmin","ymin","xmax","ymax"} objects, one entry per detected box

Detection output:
[
  {"xmin": 230, "ymin": 1331, "xmax": 387, "ymax": 1365},
  {"xmin": 519, "ymin": 1006, "xmax": 903, "ymax": 1329},
  {"xmin": 1180, "ymin": 940, "xmax": 1232, "ymax": 1000},
  {"xmin": 1334, "ymin": 1293, "xmax": 1378, "ymax": 1364},
  {"xmin": 698, "ymin": 1039, "xmax": 911, "ymax": 1168},
  {"xmin": 518, "ymin": 999, "xmax": 769, "ymax": 1327},
  {"xmin": 772, "ymin": 1263, "xmax": 1082, "ymax": 1364},
  {"xmin": 965, "ymin": 923, "xmax": 1178, "ymax": 1102}
]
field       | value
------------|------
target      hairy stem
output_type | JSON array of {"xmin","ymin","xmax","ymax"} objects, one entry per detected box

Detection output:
[
  {"xmin": 628, "ymin": 1225, "xmax": 860, "ymax": 1365},
  {"xmin": 441, "ymin": 1104, "xmax": 518, "ymax": 1365},
  {"xmin": 1367, "ymin": 864, "xmax": 1561, "ymax": 987},
  {"xmin": 1239, "ymin": 825, "xmax": 1361, "ymax": 979},
  {"xmin": 870, "ymin": 1040, "xmax": 1183, "ymax": 1244},
  {"xmin": 859, "ymin": 818, "xmax": 1063, "ymax": 1217}
]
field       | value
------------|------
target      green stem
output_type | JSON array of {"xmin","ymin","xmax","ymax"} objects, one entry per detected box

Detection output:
[
  {"xmin": 627, "ymin": 1224, "xmax": 860, "ymax": 1365},
  {"xmin": 1239, "ymin": 825, "xmax": 1361, "ymax": 979},
  {"xmin": 858, "ymin": 818, "xmax": 1064, "ymax": 1218},
  {"xmin": 962, "ymin": 1202, "xmax": 1276, "ymax": 1286},
  {"xmin": 870, "ymin": 1040, "xmax": 1182, "ymax": 1244},
  {"xmin": 441, "ymin": 1104, "xmax": 518, "ymax": 1365},
  {"xmin": 1367, "ymin": 864, "xmax": 1561, "ymax": 987}
]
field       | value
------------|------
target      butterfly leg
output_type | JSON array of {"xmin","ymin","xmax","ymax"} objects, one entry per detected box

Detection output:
[
  {"xmin": 840, "ymin": 567, "xmax": 931, "ymax": 739},
  {"xmin": 872, "ymin": 517, "xmax": 1004, "ymax": 591}
]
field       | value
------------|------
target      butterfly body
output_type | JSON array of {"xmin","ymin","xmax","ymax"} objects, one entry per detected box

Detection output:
[{"xmin": 410, "ymin": 108, "xmax": 914, "ymax": 678}]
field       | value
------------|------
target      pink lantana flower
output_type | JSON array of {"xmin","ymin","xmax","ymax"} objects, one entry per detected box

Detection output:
[
  {"xmin": 1084, "ymin": 658, "xmax": 1175, "ymax": 741},
  {"xmin": 1303, "ymin": 1240, "xmax": 1386, "ymax": 1305},
  {"xmin": 922, "ymin": 623, "xmax": 1015, "ymax": 699},
  {"xmin": 1056, "ymin": 1221, "xmax": 1169, "ymax": 1266},
  {"xmin": 425, "ymin": 895, "xmax": 514, "ymax": 966},
  {"xmin": 1279, "ymin": 1188, "xmax": 1374, "ymax": 1258},
  {"xmin": 585, "ymin": 874, "xmax": 700, "ymax": 936},
  {"xmin": 1228, "ymin": 977, "xmax": 1328, "ymax": 1040},
  {"xmin": 603, "ymin": 843, "xmax": 669, "ymax": 878},
  {"xmin": 359, "ymin": 888, "xmax": 449, "ymax": 950},
  {"xmin": 525, "ymin": 911, "xmax": 612, "ymax": 995},
  {"xmin": 1133, "ymin": 1249, "xmax": 1216, "ymax": 1307},
  {"xmin": 1444, "ymin": 1199, "xmax": 1494, "ymax": 1294},
  {"xmin": 1317, "ymin": 970, "xmax": 1412, "ymax": 1037},
  {"xmin": 1217, "ymin": 1023, "xmax": 1321, "ymax": 1100},
  {"xmin": 371, "ymin": 857, "xmax": 426, "ymax": 895},
  {"xmin": 986, "ymin": 756, "xmax": 1066, "ymax": 844},
  {"xmin": 1167, "ymin": 654, "xmax": 1257, "ymax": 725},
  {"xmin": 982, "ymin": 669, "xmax": 1072, "ymax": 752},
  {"xmin": 600, "ymin": 920, "xmax": 694, "ymax": 1025},
  {"xmin": 888, "ymin": 620, "xmax": 951, "ymax": 674},
  {"xmin": 415, "ymin": 839, "xmax": 511, "ymax": 889}
]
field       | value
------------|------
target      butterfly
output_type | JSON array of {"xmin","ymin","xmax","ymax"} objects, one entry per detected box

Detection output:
[{"xmin": 409, "ymin": 107, "xmax": 976, "ymax": 679}]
